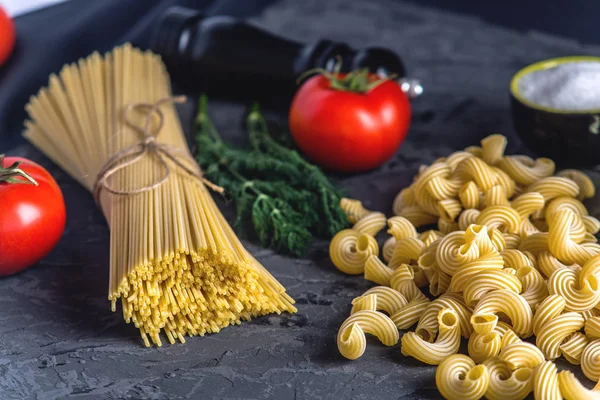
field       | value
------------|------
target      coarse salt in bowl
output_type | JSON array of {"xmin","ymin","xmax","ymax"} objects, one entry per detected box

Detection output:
[{"xmin": 510, "ymin": 56, "xmax": 600, "ymax": 166}]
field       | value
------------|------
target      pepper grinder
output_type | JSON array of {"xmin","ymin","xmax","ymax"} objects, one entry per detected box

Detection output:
[{"xmin": 151, "ymin": 6, "xmax": 422, "ymax": 100}]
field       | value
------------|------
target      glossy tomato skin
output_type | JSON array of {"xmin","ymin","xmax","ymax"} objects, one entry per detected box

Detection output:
[
  {"xmin": 289, "ymin": 75, "xmax": 411, "ymax": 172},
  {"xmin": 0, "ymin": 157, "xmax": 66, "ymax": 276},
  {"xmin": 0, "ymin": 6, "xmax": 15, "ymax": 67}
]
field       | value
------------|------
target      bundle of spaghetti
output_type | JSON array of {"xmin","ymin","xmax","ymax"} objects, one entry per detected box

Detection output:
[{"xmin": 23, "ymin": 44, "xmax": 295, "ymax": 346}]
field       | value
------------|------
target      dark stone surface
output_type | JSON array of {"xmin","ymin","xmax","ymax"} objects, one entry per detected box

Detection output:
[{"xmin": 4, "ymin": 0, "xmax": 600, "ymax": 399}]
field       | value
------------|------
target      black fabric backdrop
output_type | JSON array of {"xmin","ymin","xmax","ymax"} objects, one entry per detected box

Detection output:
[{"xmin": 0, "ymin": 0, "xmax": 276, "ymax": 150}]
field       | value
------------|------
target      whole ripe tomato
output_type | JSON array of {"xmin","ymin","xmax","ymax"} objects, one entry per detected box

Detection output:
[
  {"xmin": 0, "ymin": 156, "xmax": 66, "ymax": 276},
  {"xmin": 289, "ymin": 71, "xmax": 411, "ymax": 172},
  {"xmin": 0, "ymin": 6, "xmax": 15, "ymax": 67}
]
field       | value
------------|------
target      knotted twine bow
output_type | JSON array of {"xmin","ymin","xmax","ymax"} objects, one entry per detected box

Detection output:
[{"xmin": 93, "ymin": 96, "xmax": 224, "ymax": 205}]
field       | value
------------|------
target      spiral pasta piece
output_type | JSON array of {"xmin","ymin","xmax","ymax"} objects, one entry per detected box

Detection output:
[
  {"xmin": 561, "ymin": 332, "xmax": 589, "ymax": 365},
  {"xmin": 389, "ymin": 265, "xmax": 431, "ymax": 329},
  {"xmin": 446, "ymin": 151, "xmax": 475, "ymax": 171},
  {"xmin": 392, "ymin": 187, "xmax": 417, "ymax": 215},
  {"xmin": 457, "ymin": 209, "xmax": 480, "ymax": 231},
  {"xmin": 546, "ymin": 196, "xmax": 588, "ymax": 219},
  {"xmin": 533, "ymin": 295, "xmax": 566, "ymax": 336},
  {"xmin": 353, "ymin": 212, "xmax": 387, "ymax": 236},
  {"xmin": 497, "ymin": 155, "xmax": 555, "ymax": 185},
  {"xmin": 536, "ymin": 311, "xmax": 584, "ymax": 360},
  {"xmin": 481, "ymin": 134, "xmax": 507, "ymax": 166},
  {"xmin": 516, "ymin": 265, "xmax": 549, "ymax": 309},
  {"xmin": 476, "ymin": 205, "xmax": 521, "ymax": 234},
  {"xmin": 449, "ymin": 251, "xmax": 504, "ymax": 293},
  {"xmin": 533, "ymin": 360, "xmax": 561, "ymax": 400},
  {"xmin": 482, "ymin": 357, "xmax": 534, "ymax": 400},
  {"xmin": 499, "ymin": 341, "xmax": 544, "ymax": 369},
  {"xmin": 415, "ymin": 294, "xmax": 473, "ymax": 341},
  {"xmin": 351, "ymin": 287, "xmax": 408, "ymax": 316},
  {"xmin": 557, "ymin": 370, "xmax": 600, "ymax": 400},
  {"xmin": 419, "ymin": 230, "xmax": 444, "ymax": 247},
  {"xmin": 364, "ymin": 255, "xmax": 393, "ymax": 286},
  {"xmin": 586, "ymin": 317, "xmax": 600, "ymax": 340},
  {"xmin": 459, "ymin": 181, "xmax": 480, "ymax": 209},
  {"xmin": 519, "ymin": 232, "xmax": 549, "ymax": 255},
  {"xmin": 435, "ymin": 355, "xmax": 490, "ymax": 400},
  {"xmin": 511, "ymin": 192, "xmax": 545, "ymax": 220},
  {"xmin": 462, "ymin": 269, "xmax": 522, "ymax": 306},
  {"xmin": 429, "ymin": 269, "xmax": 452, "ymax": 297},
  {"xmin": 455, "ymin": 156, "xmax": 498, "ymax": 191},
  {"xmin": 438, "ymin": 218, "xmax": 460, "ymax": 234},
  {"xmin": 436, "ymin": 231, "xmax": 479, "ymax": 276},
  {"xmin": 397, "ymin": 205, "xmax": 438, "ymax": 227},
  {"xmin": 382, "ymin": 236, "xmax": 395, "ymax": 264},
  {"xmin": 330, "ymin": 230, "xmax": 379, "ymax": 275},
  {"xmin": 526, "ymin": 176, "xmax": 580, "ymax": 202},
  {"xmin": 472, "ymin": 289, "xmax": 533, "ymax": 337},
  {"xmin": 439, "ymin": 199, "xmax": 463, "ymax": 222},
  {"xmin": 492, "ymin": 166, "xmax": 517, "ymax": 199},
  {"xmin": 427, "ymin": 175, "xmax": 463, "ymax": 200},
  {"xmin": 386, "ymin": 216, "xmax": 417, "ymax": 241},
  {"xmin": 340, "ymin": 198, "xmax": 372, "ymax": 224},
  {"xmin": 547, "ymin": 266, "xmax": 600, "ymax": 312},
  {"xmin": 581, "ymin": 339, "xmax": 600, "ymax": 381},
  {"xmin": 401, "ymin": 308, "xmax": 461, "ymax": 365},
  {"xmin": 484, "ymin": 185, "xmax": 510, "ymax": 207},
  {"xmin": 337, "ymin": 310, "xmax": 399, "ymax": 360},
  {"xmin": 469, "ymin": 332, "xmax": 501, "ymax": 363},
  {"xmin": 388, "ymin": 237, "xmax": 425, "ymax": 268},
  {"xmin": 557, "ymin": 169, "xmax": 595, "ymax": 200},
  {"xmin": 537, "ymin": 250, "xmax": 570, "ymax": 279},
  {"xmin": 584, "ymin": 215, "xmax": 600, "ymax": 235}
]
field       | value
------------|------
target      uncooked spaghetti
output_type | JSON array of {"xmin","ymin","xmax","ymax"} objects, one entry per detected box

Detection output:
[{"xmin": 23, "ymin": 44, "xmax": 296, "ymax": 346}]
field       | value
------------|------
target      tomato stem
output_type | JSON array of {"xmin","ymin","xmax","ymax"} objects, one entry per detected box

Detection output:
[
  {"xmin": 0, "ymin": 155, "xmax": 39, "ymax": 186},
  {"xmin": 297, "ymin": 57, "xmax": 397, "ymax": 94}
]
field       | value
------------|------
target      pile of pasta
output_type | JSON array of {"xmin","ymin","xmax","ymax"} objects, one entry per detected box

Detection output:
[{"xmin": 331, "ymin": 134, "xmax": 600, "ymax": 399}]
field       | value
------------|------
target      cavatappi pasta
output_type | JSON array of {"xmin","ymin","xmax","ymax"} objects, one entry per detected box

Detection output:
[
  {"xmin": 24, "ymin": 45, "xmax": 296, "ymax": 346},
  {"xmin": 332, "ymin": 134, "xmax": 600, "ymax": 399}
]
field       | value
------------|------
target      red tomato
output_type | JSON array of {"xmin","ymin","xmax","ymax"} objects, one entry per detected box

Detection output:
[
  {"xmin": 0, "ymin": 6, "xmax": 15, "ymax": 67},
  {"xmin": 0, "ymin": 157, "xmax": 66, "ymax": 276},
  {"xmin": 289, "ymin": 74, "xmax": 411, "ymax": 172}
]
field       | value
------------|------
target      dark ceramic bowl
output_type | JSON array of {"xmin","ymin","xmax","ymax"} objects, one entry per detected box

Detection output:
[{"xmin": 510, "ymin": 56, "xmax": 600, "ymax": 167}]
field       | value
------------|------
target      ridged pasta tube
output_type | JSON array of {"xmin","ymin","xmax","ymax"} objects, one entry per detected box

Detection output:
[
  {"xmin": 436, "ymin": 231, "xmax": 479, "ymax": 276},
  {"xmin": 401, "ymin": 308, "xmax": 461, "ymax": 365},
  {"xmin": 389, "ymin": 265, "xmax": 430, "ymax": 329},
  {"xmin": 536, "ymin": 310, "xmax": 584, "ymax": 360},
  {"xmin": 481, "ymin": 134, "xmax": 507, "ymax": 166},
  {"xmin": 435, "ymin": 354, "xmax": 490, "ymax": 400},
  {"xmin": 353, "ymin": 212, "xmax": 387, "ymax": 236},
  {"xmin": 415, "ymin": 294, "xmax": 473, "ymax": 341},
  {"xmin": 419, "ymin": 230, "xmax": 444, "ymax": 247},
  {"xmin": 561, "ymin": 332, "xmax": 589, "ymax": 365},
  {"xmin": 388, "ymin": 237, "xmax": 425, "ymax": 268},
  {"xmin": 455, "ymin": 156, "xmax": 498, "ymax": 191},
  {"xmin": 392, "ymin": 187, "xmax": 416, "ymax": 215},
  {"xmin": 386, "ymin": 216, "xmax": 417, "ymax": 241},
  {"xmin": 497, "ymin": 155, "xmax": 555, "ymax": 186},
  {"xmin": 468, "ymin": 332, "xmax": 501, "ymax": 363},
  {"xmin": 533, "ymin": 361, "xmax": 561, "ymax": 400},
  {"xmin": 476, "ymin": 205, "xmax": 521, "ymax": 234},
  {"xmin": 471, "ymin": 289, "xmax": 533, "ymax": 337},
  {"xmin": 557, "ymin": 370, "xmax": 600, "ymax": 400},
  {"xmin": 499, "ymin": 341, "xmax": 544, "ymax": 369},
  {"xmin": 340, "ymin": 198, "xmax": 371, "ymax": 224},
  {"xmin": 449, "ymin": 251, "xmax": 504, "ymax": 293},
  {"xmin": 351, "ymin": 287, "xmax": 408, "ymax": 315},
  {"xmin": 382, "ymin": 237, "xmax": 396, "ymax": 264},
  {"xmin": 364, "ymin": 255, "xmax": 393, "ymax": 286},
  {"xmin": 459, "ymin": 181, "xmax": 480, "ymax": 209},
  {"xmin": 586, "ymin": 316, "xmax": 600, "ymax": 340},
  {"xmin": 537, "ymin": 250, "xmax": 570, "ymax": 279},
  {"xmin": 526, "ymin": 176, "xmax": 580, "ymax": 202},
  {"xmin": 482, "ymin": 357, "xmax": 534, "ymax": 400},
  {"xmin": 337, "ymin": 310, "xmax": 399, "ymax": 360},
  {"xmin": 484, "ymin": 185, "xmax": 510, "ymax": 207},
  {"xmin": 458, "ymin": 209, "xmax": 481, "ymax": 230},
  {"xmin": 581, "ymin": 339, "xmax": 600, "ymax": 381},
  {"xmin": 462, "ymin": 269, "xmax": 522, "ymax": 306},
  {"xmin": 398, "ymin": 205, "xmax": 438, "ymax": 227},
  {"xmin": 519, "ymin": 232, "xmax": 549, "ymax": 255},
  {"xmin": 557, "ymin": 169, "xmax": 595, "ymax": 200},
  {"xmin": 516, "ymin": 265, "xmax": 548, "ymax": 309},
  {"xmin": 329, "ymin": 229, "xmax": 379, "ymax": 275},
  {"xmin": 438, "ymin": 199, "xmax": 463, "ymax": 222}
]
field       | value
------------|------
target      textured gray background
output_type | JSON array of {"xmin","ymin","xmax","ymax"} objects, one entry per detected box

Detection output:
[{"xmin": 4, "ymin": 0, "xmax": 600, "ymax": 399}]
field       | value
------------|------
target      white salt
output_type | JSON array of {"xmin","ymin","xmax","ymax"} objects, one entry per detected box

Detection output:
[{"xmin": 518, "ymin": 61, "xmax": 600, "ymax": 111}]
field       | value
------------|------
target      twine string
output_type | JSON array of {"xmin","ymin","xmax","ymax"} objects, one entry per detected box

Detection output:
[{"xmin": 93, "ymin": 96, "xmax": 224, "ymax": 205}]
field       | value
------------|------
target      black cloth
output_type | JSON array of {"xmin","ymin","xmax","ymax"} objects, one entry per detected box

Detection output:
[{"xmin": 0, "ymin": 0, "xmax": 274, "ymax": 150}]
